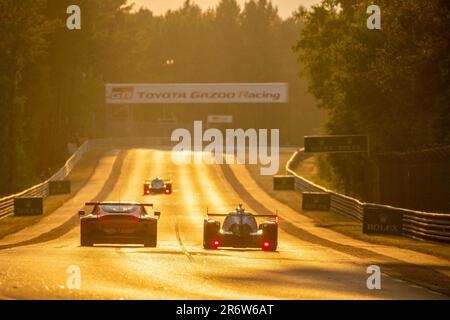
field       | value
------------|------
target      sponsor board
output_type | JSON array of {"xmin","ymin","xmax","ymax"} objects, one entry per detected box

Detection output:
[
  {"xmin": 302, "ymin": 192, "xmax": 331, "ymax": 211},
  {"xmin": 363, "ymin": 207, "xmax": 403, "ymax": 235},
  {"xmin": 14, "ymin": 197, "xmax": 44, "ymax": 216},
  {"xmin": 273, "ymin": 176, "xmax": 295, "ymax": 190},
  {"xmin": 304, "ymin": 135, "xmax": 368, "ymax": 153},
  {"xmin": 49, "ymin": 181, "xmax": 71, "ymax": 195},
  {"xmin": 106, "ymin": 83, "xmax": 288, "ymax": 104},
  {"xmin": 207, "ymin": 115, "xmax": 233, "ymax": 124}
]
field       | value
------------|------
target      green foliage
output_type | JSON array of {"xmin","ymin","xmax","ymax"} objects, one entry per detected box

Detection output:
[
  {"xmin": 0, "ymin": 0, "xmax": 52, "ymax": 194},
  {"xmin": 294, "ymin": 0, "xmax": 450, "ymax": 200},
  {"xmin": 0, "ymin": 0, "xmax": 322, "ymax": 195}
]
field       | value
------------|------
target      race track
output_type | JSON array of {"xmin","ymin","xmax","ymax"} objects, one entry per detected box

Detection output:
[{"xmin": 0, "ymin": 147, "xmax": 448, "ymax": 299}]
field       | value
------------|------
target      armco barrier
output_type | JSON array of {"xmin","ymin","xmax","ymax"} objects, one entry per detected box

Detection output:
[
  {"xmin": 0, "ymin": 141, "xmax": 91, "ymax": 219},
  {"xmin": 0, "ymin": 138, "xmax": 172, "ymax": 219},
  {"xmin": 286, "ymin": 148, "xmax": 450, "ymax": 243},
  {"xmin": 2, "ymin": 141, "xmax": 448, "ymax": 243}
]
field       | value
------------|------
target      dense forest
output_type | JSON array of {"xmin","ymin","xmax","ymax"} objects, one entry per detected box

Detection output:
[
  {"xmin": 0, "ymin": 0, "xmax": 321, "ymax": 195},
  {"xmin": 2, "ymin": 0, "xmax": 447, "ymax": 205},
  {"xmin": 295, "ymin": 0, "xmax": 450, "ymax": 201}
]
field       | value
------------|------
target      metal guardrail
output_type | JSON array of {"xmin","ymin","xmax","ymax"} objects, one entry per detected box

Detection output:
[
  {"xmin": 286, "ymin": 148, "xmax": 450, "ymax": 243},
  {"xmin": 2, "ymin": 140, "xmax": 448, "ymax": 243},
  {"xmin": 0, "ymin": 137, "xmax": 172, "ymax": 219},
  {"xmin": 0, "ymin": 141, "xmax": 91, "ymax": 219}
]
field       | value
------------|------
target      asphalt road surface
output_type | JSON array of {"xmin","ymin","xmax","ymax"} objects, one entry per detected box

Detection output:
[{"xmin": 0, "ymin": 147, "xmax": 448, "ymax": 299}]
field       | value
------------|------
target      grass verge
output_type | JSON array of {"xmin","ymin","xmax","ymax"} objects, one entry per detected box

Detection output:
[
  {"xmin": 246, "ymin": 152, "xmax": 450, "ymax": 261},
  {"xmin": 0, "ymin": 147, "xmax": 107, "ymax": 240}
]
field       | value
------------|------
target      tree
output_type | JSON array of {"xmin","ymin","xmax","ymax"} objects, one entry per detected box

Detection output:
[
  {"xmin": 0, "ymin": 0, "xmax": 51, "ymax": 192},
  {"xmin": 294, "ymin": 0, "xmax": 450, "ymax": 199},
  {"xmin": 0, "ymin": 0, "xmax": 322, "ymax": 195}
]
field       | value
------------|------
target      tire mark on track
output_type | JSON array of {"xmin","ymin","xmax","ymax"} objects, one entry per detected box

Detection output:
[
  {"xmin": 221, "ymin": 163, "xmax": 450, "ymax": 297},
  {"xmin": 173, "ymin": 157, "xmax": 195, "ymax": 262},
  {"xmin": 0, "ymin": 150, "xmax": 128, "ymax": 251},
  {"xmin": 174, "ymin": 215, "xmax": 194, "ymax": 262},
  {"xmin": 150, "ymin": 150, "xmax": 194, "ymax": 262}
]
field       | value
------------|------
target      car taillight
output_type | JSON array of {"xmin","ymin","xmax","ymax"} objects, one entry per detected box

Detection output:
[
  {"xmin": 164, "ymin": 188, "xmax": 170, "ymax": 194},
  {"xmin": 263, "ymin": 241, "xmax": 270, "ymax": 248},
  {"xmin": 98, "ymin": 215, "xmax": 106, "ymax": 221},
  {"xmin": 132, "ymin": 215, "xmax": 141, "ymax": 222},
  {"xmin": 275, "ymin": 216, "xmax": 279, "ymax": 224},
  {"xmin": 212, "ymin": 240, "xmax": 220, "ymax": 247}
]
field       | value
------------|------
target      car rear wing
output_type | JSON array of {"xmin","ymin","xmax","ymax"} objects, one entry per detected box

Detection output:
[
  {"xmin": 206, "ymin": 213, "xmax": 277, "ymax": 218},
  {"xmin": 206, "ymin": 213, "xmax": 227, "ymax": 217},
  {"xmin": 206, "ymin": 212, "xmax": 279, "ymax": 224},
  {"xmin": 143, "ymin": 179, "xmax": 172, "ymax": 184},
  {"xmin": 85, "ymin": 202, "xmax": 154, "ymax": 207},
  {"xmin": 206, "ymin": 208, "xmax": 278, "ymax": 221}
]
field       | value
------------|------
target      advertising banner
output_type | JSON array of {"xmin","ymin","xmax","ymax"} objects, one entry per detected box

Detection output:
[
  {"xmin": 14, "ymin": 197, "xmax": 44, "ymax": 216},
  {"xmin": 363, "ymin": 207, "xmax": 403, "ymax": 235},
  {"xmin": 105, "ymin": 83, "xmax": 288, "ymax": 104},
  {"xmin": 302, "ymin": 192, "xmax": 331, "ymax": 211},
  {"xmin": 273, "ymin": 176, "xmax": 295, "ymax": 190},
  {"xmin": 207, "ymin": 115, "xmax": 233, "ymax": 123}
]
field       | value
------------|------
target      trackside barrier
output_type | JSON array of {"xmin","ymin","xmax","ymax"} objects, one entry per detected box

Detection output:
[
  {"xmin": 286, "ymin": 149, "xmax": 450, "ymax": 243},
  {"xmin": 0, "ymin": 141, "xmax": 91, "ymax": 219},
  {"xmin": 0, "ymin": 137, "xmax": 173, "ymax": 219}
]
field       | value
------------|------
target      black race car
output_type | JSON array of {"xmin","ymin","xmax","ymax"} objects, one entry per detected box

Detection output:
[
  {"xmin": 144, "ymin": 177, "xmax": 172, "ymax": 195},
  {"xmin": 79, "ymin": 201, "xmax": 161, "ymax": 247},
  {"xmin": 203, "ymin": 204, "xmax": 278, "ymax": 251}
]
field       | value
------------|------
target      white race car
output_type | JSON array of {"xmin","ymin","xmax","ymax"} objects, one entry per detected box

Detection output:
[
  {"xmin": 144, "ymin": 176, "xmax": 172, "ymax": 195},
  {"xmin": 203, "ymin": 204, "xmax": 278, "ymax": 251}
]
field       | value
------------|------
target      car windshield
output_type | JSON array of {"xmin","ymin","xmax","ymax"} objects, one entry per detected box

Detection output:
[
  {"xmin": 100, "ymin": 205, "xmax": 140, "ymax": 214},
  {"xmin": 152, "ymin": 179, "xmax": 164, "ymax": 188},
  {"xmin": 223, "ymin": 214, "xmax": 257, "ymax": 232}
]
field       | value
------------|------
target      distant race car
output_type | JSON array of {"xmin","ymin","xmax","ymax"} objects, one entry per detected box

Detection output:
[
  {"xmin": 78, "ymin": 201, "xmax": 161, "ymax": 247},
  {"xmin": 144, "ymin": 177, "xmax": 172, "ymax": 195},
  {"xmin": 203, "ymin": 204, "xmax": 278, "ymax": 251}
]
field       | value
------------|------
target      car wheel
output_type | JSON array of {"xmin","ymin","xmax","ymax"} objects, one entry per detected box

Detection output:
[
  {"xmin": 261, "ymin": 222, "xmax": 278, "ymax": 251},
  {"xmin": 144, "ymin": 222, "xmax": 157, "ymax": 247},
  {"xmin": 203, "ymin": 220, "xmax": 220, "ymax": 249},
  {"xmin": 143, "ymin": 235, "xmax": 157, "ymax": 247},
  {"xmin": 80, "ymin": 235, "xmax": 93, "ymax": 247},
  {"xmin": 263, "ymin": 242, "xmax": 277, "ymax": 251},
  {"xmin": 203, "ymin": 241, "xmax": 215, "ymax": 250}
]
